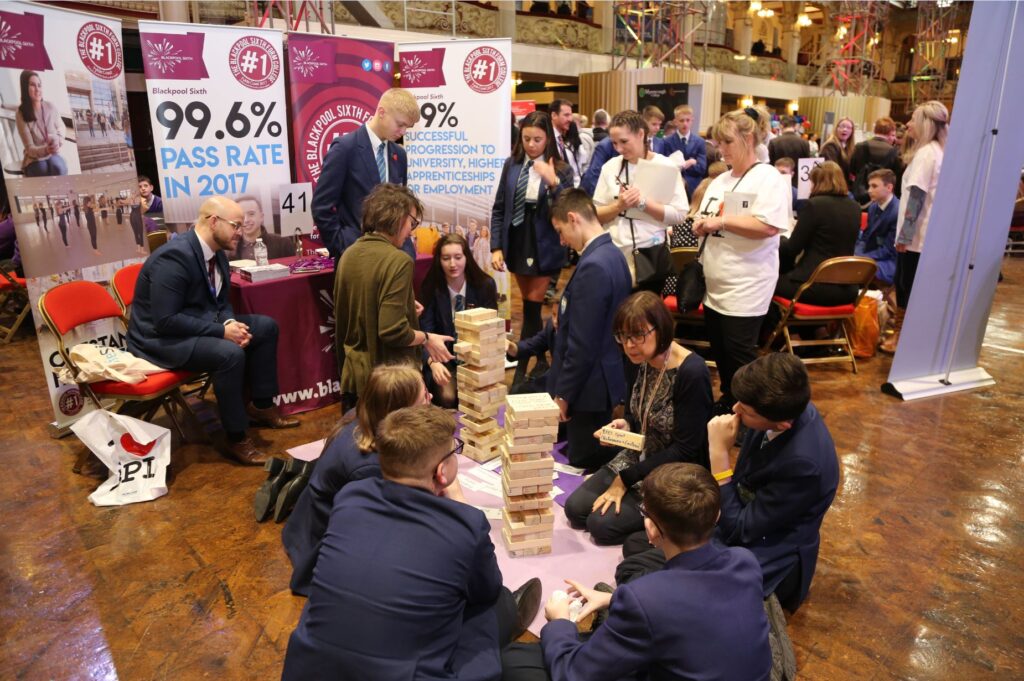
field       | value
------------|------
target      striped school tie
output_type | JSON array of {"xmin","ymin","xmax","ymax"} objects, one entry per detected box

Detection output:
[
  {"xmin": 512, "ymin": 160, "xmax": 533, "ymax": 226},
  {"xmin": 376, "ymin": 142, "xmax": 387, "ymax": 182}
]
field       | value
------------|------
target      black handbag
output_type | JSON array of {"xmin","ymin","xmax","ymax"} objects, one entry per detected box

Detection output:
[{"xmin": 628, "ymin": 217, "xmax": 672, "ymax": 293}]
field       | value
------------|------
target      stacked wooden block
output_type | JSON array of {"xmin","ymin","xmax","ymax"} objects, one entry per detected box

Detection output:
[
  {"xmin": 453, "ymin": 308, "xmax": 507, "ymax": 463},
  {"xmin": 501, "ymin": 393, "xmax": 558, "ymax": 556}
]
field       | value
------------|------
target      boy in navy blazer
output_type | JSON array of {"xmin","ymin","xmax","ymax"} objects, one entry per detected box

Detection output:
[
  {"xmin": 281, "ymin": 405, "xmax": 542, "ymax": 681},
  {"xmin": 547, "ymin": 189, "xmax": 632, "ymax": 470},
  {"xmin": 856, "ymin": 168, "xmax": 899, "ymax": 285},
  {"xmin": 501, "ymin": 463, "xmax": 771, "ymax": 681},
  {"xmin": 311, "ymin": 88, "xmax": 419, "ymax": 260},
  {"xmin": 662, "ymin": 105, "xmax": 708, "ymax": 198}
]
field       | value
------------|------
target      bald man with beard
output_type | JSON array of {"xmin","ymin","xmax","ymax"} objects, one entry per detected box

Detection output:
[{"xmin": 127, "ymin": 196, "xmax": 298, "ymax": 464}]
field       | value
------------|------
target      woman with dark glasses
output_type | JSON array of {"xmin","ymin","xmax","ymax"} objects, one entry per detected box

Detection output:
[{"xmin": 564, "ymin": 291, "xmax": 712, "ymax": 545}]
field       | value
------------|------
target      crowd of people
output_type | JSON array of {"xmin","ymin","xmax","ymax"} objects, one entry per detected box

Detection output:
[{"xmin": 109, "ymin": 86, "xmax": 954, "ymax": 680}]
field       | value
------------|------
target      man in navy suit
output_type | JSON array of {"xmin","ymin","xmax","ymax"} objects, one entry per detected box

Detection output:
[
  {"xmin": 856, "ymin": 168, "xmax": 899, "ymax": 285},
  {"xmin": 501, "ymin": 463, "xmax": 772, "ymax": 681},
  {"xmin": 662, "ymin": 105, "xmax": 708, "ymax": 198},
  {"xmin": 311, "ymin": 88, "xmax": 420, "ymax": 261},
  {"xmin": 580, "ymin": 136, "xmax": 616, "ymax": 197},
  {"xmin": 127, "ymin": 196, "xmax": 298, "ymax": 464},
  {"xmin": 616, "ymin": 353, "xmax": 839, "ymax": 613},
  {"xmin": 281, "ymin": 405, "xmax": 542, "ymax": 681},
  {"xmin": 547, "ymin": 189, "xmax": 632, "ymax": 471},
  {"xmin": 642, "ymin": 105, "xmax": 667, "ymax": 155}
]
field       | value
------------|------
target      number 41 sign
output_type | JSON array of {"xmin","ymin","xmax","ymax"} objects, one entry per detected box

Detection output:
[{"xmin": 278, "ymin": 183, "xmax": 313, "ymax": 234}]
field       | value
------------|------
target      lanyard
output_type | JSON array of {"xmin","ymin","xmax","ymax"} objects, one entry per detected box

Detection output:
[{"xmin": 639, "ymin": 358, "xmax": 668, "ymax": 437}]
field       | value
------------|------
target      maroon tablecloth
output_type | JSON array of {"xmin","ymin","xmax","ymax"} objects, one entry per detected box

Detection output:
[{"xmin": 230, "ymin": 257, "xmax": 339, "ymax": 415}]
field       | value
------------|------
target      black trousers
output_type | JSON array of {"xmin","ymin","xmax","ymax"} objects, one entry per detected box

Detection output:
[
  {"xmin": 184, "ymin": 313, "xmax": 279, "ymax": 434},
  {"xmin": 501, "ymin": 642, "xmax": 550, "ymax": 681},
  {"xmin": 564, "ymin": 466, "xmax": 644, "ymax": 545},
  {"xmin": 564, "ymin": 409, "xmax": 618, "ymax": 471},
  {"xmin": 703, "ymin": 306, "xmax": 763, "ymax": 406},
  {"xmin": 895, "ymin": 250, "xmax": 920, "ymax": 309}
]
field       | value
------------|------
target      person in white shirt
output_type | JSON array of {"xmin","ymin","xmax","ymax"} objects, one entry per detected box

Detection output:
[
  {"xmin": 593, "ymin": 110, "xmax": 689, "ymax": 293},
  {"xmin": 550, "ymin": 98, "xmax": 587, "ymax": 187},
  {"xmin": 692, "ymin": 108, "xmax": 793, "ymax": 413},
  {"xmin": 884, "ymin": 100, "xmax": 948, "ymax": 353}
]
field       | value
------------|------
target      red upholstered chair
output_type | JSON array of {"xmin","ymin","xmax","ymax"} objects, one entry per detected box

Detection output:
[
  {"xmin": 762, "ymin": 256, "xmax": 878, "ymax": 373},
  {"xmin": 37, "ymin": 280, "xmax": 198, "ymax": 469},
  {"xmin": 111, "ymin": 262, "xmax": 143, "ymax": 315},
  {"xmin": 0, "ymin": 261, "xmax": 30, "ymax": 344},
  {"xmin": 662, "ymin": 247, "xmax": 716, "ymax": 367}
]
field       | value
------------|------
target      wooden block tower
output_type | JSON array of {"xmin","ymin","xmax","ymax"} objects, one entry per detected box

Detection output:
[
  {"xmin": 501, "ymin": 393, "xmax": 559, "ymax": 556},
  {"xmin": 453, "ymin": 308, "xmax": 507, "ymax": 463}
]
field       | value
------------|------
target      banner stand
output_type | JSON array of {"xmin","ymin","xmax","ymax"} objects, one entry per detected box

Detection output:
[{"xmin": 881, "ymin": 367, "xmax": 995, "ymax": 402}]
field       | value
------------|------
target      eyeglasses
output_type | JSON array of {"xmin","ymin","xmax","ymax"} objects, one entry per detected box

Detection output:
[
  {"xmin": 211, "ymin": 215, "xmax": 243, "ymax": 231},
  {"xmin": 638, "ymin": 500, "xmax": 662, "ymax": 533},
  {"xmin": 408, "ymin": 213, "xmax": 422, "ymax": 230},
  {"xmin": 437, "ymin": 437, "xmax": 464, "ymax": 467},
  {"xmin": 613, "ymin": 327, "xmax": 656, "ymax": 346}
]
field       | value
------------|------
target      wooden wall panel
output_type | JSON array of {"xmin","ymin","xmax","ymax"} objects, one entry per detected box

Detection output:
[{"xmin": 579, "ymin": 67, "xmax": 722, "ymax": 126}]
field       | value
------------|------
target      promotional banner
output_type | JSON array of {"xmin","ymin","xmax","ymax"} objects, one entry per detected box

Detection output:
[
  {"xmin": 138, "ymin": 22, "xmax": 291, "ymax": 242},
  {"xmin": 0, "ymin": 2, "xmax": 143, "ymax": 427},
  {"xmin": 398, "ymin": 38, "xmax": 512, "ymax": 317}
]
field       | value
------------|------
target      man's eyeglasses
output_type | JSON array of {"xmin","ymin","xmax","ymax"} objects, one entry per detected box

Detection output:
[
  {"xmin": 211, "ymin": 215, "xmax": 243, "ymax": 231},
  {"xmin": 613, "ymin": 327, "xmax": 656, "ymax": 346},
  {"xmin": 437, "ymin": 437, "xmax": 464, "ymax": 467},
  {"xmin": 408, "ymin": 213, "xmax": 422, "ymax": 230}
]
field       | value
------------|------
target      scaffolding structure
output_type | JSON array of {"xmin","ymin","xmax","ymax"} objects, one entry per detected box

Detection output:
[
  {"xmin": 612, "ymin": 1, "xmax": 716, "ymax": 71},
  {"xmin": 909, "ymin": 0, "xmax": 963, "ymax": 105},
  {"xmin": 808, "ymin": 0, "xmax": 889, "ymax": 96}
]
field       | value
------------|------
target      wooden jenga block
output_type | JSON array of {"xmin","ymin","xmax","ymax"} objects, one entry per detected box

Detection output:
[
  {"xmin": 505, "ymin": 412, "xmax": 557, "ymax": 439},
  {"xmin": 503, "ymin": 490, "xmax": 552, "ymax": 513},
  {"xmin": 598, "ymin": 426, "xmax": 646, "ymax": 451},
  {"xmin": 504, "ymin": 507, "xmax": 554, "ymax": 530},
  {"xmin": 464, "ymin": 427, "xmax": 505, "ymax": 450},
  {"xmin": 457, "ymin": 365, "xmax": 505, "ymax": 389},
  {"xmin": 454, "ymin": 308, "xmax": 496, "ymax": 323},
  {"xmin": 502, "ymin": 468, "xmax": 554, "ymax": 497},
  {"xmin": 460, "ymin": 384, "xmax": 506, "ymax": 408},
  {"xmin": 529, "ymin": 416, "xmax": 560, "ymax": 428},
  {"xmin": 462, "ymin": 442, "xmax": 502, "ymax": 463},
  {"xmin": 506, "ymin": 393, "xmax": 560, "ymax": 420},
  {"xmin": 504, "ymin": 437, "xmax": 555, "ymax": 455},
  {"xmin": 459, "ymin": 415, "xmax": 499, "ymax": 434},
  {"xmin": 503, "ymin": 456, "xmax": 554, "ymax": 479},
  {"xmin": 459, "ymin": 400, "xmax": 502, "ymax": 421},
  {"xmin": 502, "ymin": 526, "xmax": 553, "ymax": 555}
]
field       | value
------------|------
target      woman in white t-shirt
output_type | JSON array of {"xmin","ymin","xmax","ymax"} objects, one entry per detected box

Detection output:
[
  {"xmin": 881, "ymin": 100, "xmax": 948, "ymax": 354},
  {"xmin": 692, "ymin": 108, "xmax": 793, "ymax": 412},
  {"xmin": 593, "ymin": 110, "xmax": 689, "ymax": 292}
]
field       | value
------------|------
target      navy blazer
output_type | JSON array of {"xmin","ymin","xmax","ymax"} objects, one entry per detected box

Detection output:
[
  {"xmin": 282, "ymin": 478, "xmax": 504, "ymax": 681},
  {"xmin": 126, "ymin": 229, "xmax": 233, "ymax": 369},
  {"xmin": 580, "ymin": 138, "xmax": 616, "ymax": 197},
  {"xmin": 490, "ymin": 158, "xmax": 573, "ymax": 274},
  {"xmin": 311, "ymin": 125, "xmax": 408, "ymax": 259},
  {"xmin": 541, "ymin": 542, "xmax": 771, "ymax": 681},
  {"xmin": 419, "ymin": 278, "xmax": 499, "ymax": 340},
  {"xmin": 856, "ymin": 198, "xmax": 899, "ymax": 284},
  {"xmin": 547, "ymin": 232, "xmax": 631, "ymax": 412},
  {"xmin": 717, "ymin": 402, "xmax": 839, "ymax": 611},
  {"xmin": 282, "ymin": 420, "xmax": 381, "ymax": 596},
  {"xmin": 662, "ymin": 132, "xmax": 708, "ymax": 197}
]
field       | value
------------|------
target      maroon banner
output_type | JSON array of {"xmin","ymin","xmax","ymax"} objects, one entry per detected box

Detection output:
[
  {"xmin": 0, "ymin": 10, "xmax": 53, "ymax": 71},
  {"xmin": 287, "ymin": 33, "xmax": 394, "ymax": 186},
  {"xmin": 399, "ymin": 47, "xmax": 447, "ymax": 88},
  {"xmin": 139, "ymin": 31, "xmax": 208, "ymax": 80}
]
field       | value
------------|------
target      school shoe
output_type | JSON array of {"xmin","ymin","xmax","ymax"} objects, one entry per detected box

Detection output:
[
  {"xmin": 511, "ymin": 577, "xmax": 543, "ymax": 639},
  {"xmin": 274, "ymin": 461, "xmax": 313, "ymax": 523},
  {"xmin": 225, "ymin": 437, "xmax": 270, "ymax": 466},
  {"xmin": 590, "ymin": 582, "xmax": 616, "ymax": 631},
  {"xmin": 247, "ymin": 404, "xmax": 300, "ymax": 429},
  {"xmin": 253, "ymin": 457, "xmax": 288, "ymax": 522}
]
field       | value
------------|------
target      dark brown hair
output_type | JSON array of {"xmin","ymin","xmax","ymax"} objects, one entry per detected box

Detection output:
[
  {"xmin": 361, "ymin": 184, "xmax": 423, "ymax": 236},
  {"xmin": 376, "ymin": 404, "xmax": 456, "ymax": 478},
  {"xmin": 417, "ymin": 233, "xmax": 492, "ymax": 305},
  {"xmin": 512, "ymin": 111, "xmax": 566, "ymax": 170},
  {"xmin": 550, "ymin": 187, "xmax": 598, "ymax": 224},
  {"xmin": 809, "ymin": 161, "xmax": 849, "ymax": 197},
  {"xmin": 868, "ymin": 168, "xmax": 896, "ymax": 187},
  {"xmin": 613, "ymin": 291, "xmax": 673, "ymax": 356},
  {"xmin": 642, "ymin": 463, "xmax": 720, "ymax": 546},
  {"xmin": 609, "ymin": 110, "xmax": 648, "ymax": 146},
  {"xmin": 732, "ymin": 353, "xmax": 810, "ymax": 422}
]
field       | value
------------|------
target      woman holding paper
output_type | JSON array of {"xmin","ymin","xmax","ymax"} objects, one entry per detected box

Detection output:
[
  {"xmin": 691, "ymin": 108, "xmax": 792, "ymax": 413},
  {"xmin": 564, "ymin": 291, "xmax": 713, "ymax": 545},
  {"xmin": 282, "ymin": 363, "xmax": 434, "ymax": 596},
  {"xmin": 592, "ymin": 110, "xmax": 688, "ymax": 292}
]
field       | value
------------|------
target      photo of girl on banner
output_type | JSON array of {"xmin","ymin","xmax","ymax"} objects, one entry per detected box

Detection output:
[{"xmin": 1, "ymin": 68, "xmax": 81, "ymax": 177}]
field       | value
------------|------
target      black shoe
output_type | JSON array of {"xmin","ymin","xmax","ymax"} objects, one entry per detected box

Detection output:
[
  {"xmin": 274, "ymin": 461, "xmax": 313, "ymax": 523},
  {"xmin": 253, "ymin": 457, "xmax": 296, "ymax": 522},
  {"xmin": 511, "ymin": 577, "xmax": 543, "ymax": 639},
  {"xmin": 589, "ymin": 582, "xmax": 615, "ymax": 631}
]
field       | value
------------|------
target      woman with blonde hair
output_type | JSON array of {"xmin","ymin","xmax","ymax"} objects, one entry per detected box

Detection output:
[
  {"xmin": 691, "ymin": 107, "xmax": 792, "ymax": 413},
  {"xmin": 283, "ymin": 363, "xmax": 431, "ymax": 596},
  {"xmin": 819, "ymin": 116, "xmax": 857, "ymax": 181},
  {"xmin": 883, "ymin": 100, "xmax": 948, "ymax": 353}
]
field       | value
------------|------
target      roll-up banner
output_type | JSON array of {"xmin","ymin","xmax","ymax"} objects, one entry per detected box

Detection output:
[
  {"xmin": 138, "ymin": 21, "xmax": 292, "ymax": 245},
  {"xmin": 0, "ymin": 2, "xmax": 143, "ymax": 427},
  {"xmin": 398, "ymin": 38, "xmax": 512, "ymax": 318}
]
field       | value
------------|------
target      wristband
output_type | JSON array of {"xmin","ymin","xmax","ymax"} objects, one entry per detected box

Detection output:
[
  {"xmin": 713, "ymin": 469, "xmax": 734, "ymax": 482},
  {"xmin": 423, "ymin": 332, "xmax": 430, "ymax": 346}
]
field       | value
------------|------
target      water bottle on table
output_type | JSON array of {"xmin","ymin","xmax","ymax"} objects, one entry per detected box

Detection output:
[{"xmin": 254, "ymin": 238, "xmax": 269, "ymax": 266}]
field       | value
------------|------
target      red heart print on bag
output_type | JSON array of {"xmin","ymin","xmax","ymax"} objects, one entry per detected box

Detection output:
[{"xmin": 120, "ymin": 433, "xmax": 156, "ymax": 457}]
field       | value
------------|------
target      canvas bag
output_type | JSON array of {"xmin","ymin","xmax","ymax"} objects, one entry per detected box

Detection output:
[
  {"xmin": 58, "ymin": 343, "xmax": 164, "ymax": 384},
  {"xmin": 70, "ymin": 410, "xmax": 171, "ymax": 506}
]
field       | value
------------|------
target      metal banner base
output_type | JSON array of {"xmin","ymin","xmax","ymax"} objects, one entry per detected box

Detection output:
[{"xmin": 882, "ymin": 367, "xmax": 995, "ymax": 402}]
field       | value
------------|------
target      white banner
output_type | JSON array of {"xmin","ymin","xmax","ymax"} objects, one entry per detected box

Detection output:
[
  {"xmin": 398, "ymin": 38, "xmax": 512, "ymax": 318},
  {"xmin": 138, "ymin": 22, "xmax": 291, "ymax": 236}
]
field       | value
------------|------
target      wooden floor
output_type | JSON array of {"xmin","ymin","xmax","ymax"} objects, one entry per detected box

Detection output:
[{"xmin": 2, "ymin": 260, "xmax": 1023, "ymax": 680}]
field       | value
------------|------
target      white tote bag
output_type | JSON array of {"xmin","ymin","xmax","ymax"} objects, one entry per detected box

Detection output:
[{"xmin": 70, "ymin": 410, "xmax": 171, "ymax": 506}]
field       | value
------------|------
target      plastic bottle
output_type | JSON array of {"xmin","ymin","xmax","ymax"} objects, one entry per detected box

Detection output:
[{"xmin": 254, "ymin": 238, "xmax": 269, "ymax": 266}]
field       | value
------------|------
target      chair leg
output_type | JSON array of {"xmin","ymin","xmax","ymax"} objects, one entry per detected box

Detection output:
[
  {"xmin": 162, "ymin": 397, "xmax": 187, "ymax": 443},
  {"xmin": 170, "ymin": 389, "xmax": 207, "ymax": 443},
  {"xmin": 781, "ymin": 325, "xmax": 795, "ymax": 355},
  {"xmin": 840, "ymin": 323, "xmax": 858, "ymax": 374}
]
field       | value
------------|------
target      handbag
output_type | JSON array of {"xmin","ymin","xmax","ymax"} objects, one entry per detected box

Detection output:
[
  {"xmin": 619, "ymin": 158, "xmax": 672, "ymax": 292},
  {"xmin": 677, "ymin": 162, "xmax": 763, "ymax": 312}
]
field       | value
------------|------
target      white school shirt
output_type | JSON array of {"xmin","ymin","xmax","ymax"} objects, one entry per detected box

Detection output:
[
  {"xmin": 896, "ymin": 141, "xmax": 943, "ymax": 253},
  {"xmin": 700, "ymin": 164, "xmax": 792, "ymax": 317},
  {"xmin": 592, "ymin": 153, "xmax": 689, "ymax": 254}
]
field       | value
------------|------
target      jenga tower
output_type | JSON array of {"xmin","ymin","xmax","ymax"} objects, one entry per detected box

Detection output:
[
  {"xmin": 501, "ymin": 393, "xmax": 558, "ymax": 556},
  {"xmin": 453, "ymin": 308, "xmax": 507, "ymax": 463}
]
